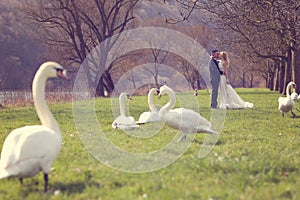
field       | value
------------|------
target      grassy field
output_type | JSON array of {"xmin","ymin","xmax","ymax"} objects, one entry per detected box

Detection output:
[{"xmin": 0, "ymin": 88, "xmax": 300, "ymax": 200}]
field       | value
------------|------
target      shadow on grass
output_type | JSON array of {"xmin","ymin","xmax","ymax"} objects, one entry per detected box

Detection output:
[
  {"xmin": 5, "ymin": 179, "xmax": 102, "ymax": 198},
  {"xmin": 52, "ymin": 180, "xmax": 101, "ymax": 195},
  {"xmin": 193, "ymin": 137, "xmax": 224, "ymax": 145}
]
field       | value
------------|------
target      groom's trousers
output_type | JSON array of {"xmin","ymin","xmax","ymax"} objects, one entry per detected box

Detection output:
[{"xmin": 211, "ymin": 79, "xmax": 220, "ymax": 108}]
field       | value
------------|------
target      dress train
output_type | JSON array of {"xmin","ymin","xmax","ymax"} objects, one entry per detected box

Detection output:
[{"xmin": 219, "ymin": 75, "xmax": 253, "ymax": 109}]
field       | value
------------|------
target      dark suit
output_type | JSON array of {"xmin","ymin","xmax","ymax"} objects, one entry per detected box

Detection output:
[{"xmin": 209, "ymin": 58, "xmax": 221, "ymax": 108}]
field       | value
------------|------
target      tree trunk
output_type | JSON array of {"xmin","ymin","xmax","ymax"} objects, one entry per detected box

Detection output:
[
  {"xmin": 197, "ymin": 79, "xmax": 201, "ymax": 90},
  {"xmin": 273, "ymin": 62, "xmax": 280, "ymax": 91},
  {"xmin": 282, "ymin": 49, "xmax": 292, "ymax": 95},
  {"xmin": 295, "ymin": 49, "xmax": 300, "ymax": 94},
  {"xmin": 250, "ymin": 73, "xmax": 254, "ymax": 88},
  {"xmin": 154, "ymin": 74, "xmax": 160, "ymax": 88},
  {"xmin": 267, "ymin": 60, "xmax": 272, "ymax": 90},
  {"xmin": 242, "ymin": 72, "xmax": 246, "ymax": 87},
  {"xmin": 95, "ymin": 71, "xmax": 114, "ymax": 97},
  {"xmin": 291, "ymin": 42, "xmax": 296, "ymax": 82},
  {"xmin": 279, "ymin": 64, "xmax": 285, "ymax": 94},
  {"xmin": 268, "ymin": 73, "xmax": 274, "ymax": 90},
  {"xmin": 95, "ymin": 80, "xmax": 105, "ymax": 97}
]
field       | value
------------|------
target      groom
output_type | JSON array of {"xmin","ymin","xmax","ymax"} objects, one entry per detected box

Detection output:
[{"xmin": 209, "ymin": 49, "xmax": 222, "ymax": 108}]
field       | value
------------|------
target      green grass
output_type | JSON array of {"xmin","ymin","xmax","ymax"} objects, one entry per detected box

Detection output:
[{"xmin": 0, "ymin": 88, "xmax": 300, "ymax": 199}]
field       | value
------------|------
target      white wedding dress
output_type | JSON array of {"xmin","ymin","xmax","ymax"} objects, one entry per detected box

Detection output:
[{"xmin": 219, "ymin": 62, "xmax": 254, "ymax": 109}]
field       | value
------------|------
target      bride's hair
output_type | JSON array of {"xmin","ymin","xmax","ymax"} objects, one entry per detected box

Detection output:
[{"xmin": 220, "ymin": 51, "xmax": 230, "ymax": 67}]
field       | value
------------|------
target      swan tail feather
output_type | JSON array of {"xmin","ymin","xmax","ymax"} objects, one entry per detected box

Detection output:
[
  {"xmin": 177, "ymin": 134, "xmax": 187, "ymax": 142},
  {"xmin": 206, "ymin": 129, "xmax": 219, "ymax": 134},
  {"xmin": 0, "ymin": 169, "xmax": 11, "ymax": 179},
  {"xmin": 196, "ymin": 126, "xmax": 218, "ymax": 134}
]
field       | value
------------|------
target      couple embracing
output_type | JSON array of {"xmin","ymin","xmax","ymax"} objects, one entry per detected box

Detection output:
[{"xmin": 209, "ymin": 49, "xmax": 253, "ymax": 109}]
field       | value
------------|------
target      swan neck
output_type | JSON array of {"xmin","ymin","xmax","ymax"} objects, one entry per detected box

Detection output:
[
  {"xmin": 148, "ymin": 89, "xmax": 158, "ymax": 112},
  {"xmin": 119, "ymin": 94, "xmax": 126, "ymax": 116},
  {"xmin": 163, "ymin": 89, "xmax": 176, "ymax": 111},
  {"xmin": 32, "ymin": 70, "xmax": 60, "ymax": 133},
  {"xmin": 286, "ymin": 84, "xmax": 291, "ymax": 97}
]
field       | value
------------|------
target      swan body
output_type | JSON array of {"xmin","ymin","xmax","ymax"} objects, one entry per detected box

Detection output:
[
  {"xmin": 137, "ymin": 88, "xmax": 160, "ymax": 124},
  {"xmin": 0, "ymin": 62, "xmax": 67, "ymax": 191},
  {"xmin": 112, "ymin": 93, "xmax": 139, "ymax": 130},
  {"xmin": 158, "ymin": 85, "xmax": 218, "ymax": 142},
  {"xmin": 278, "ymin": 81, "xmax": 296, "ymax": 117}
]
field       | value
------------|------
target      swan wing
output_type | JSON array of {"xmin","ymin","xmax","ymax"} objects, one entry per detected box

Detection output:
[
  {"xmin": 116, "ymin": 124, "xmax": 139, "ymax": 130},
  {"xmin": 128, "ymin": 116, "xmax": 136, "ymax": 125},
  {"xmin": 171, "ymin": 108, "xmax": 211, "ymax": 126},
  {"xmin": 196, "ymin": 126, "xmax": 218, "ymax": 134},
  {"xmin": 0, "ymin": 125, "xmax": 61, "ymax": 178},
  {"xmin": 137, "ymin": 111, "xmax": 151, "ymax": 124},
  {"xmin": 278, "ymin": 96, "xmax": 287, "ymax": 103},
  {"xmin": 163, "ymin": 108, "xmax": 211, "ymax": 133},
  {"xmin": 137, "ymin": 112, "xmax": 160, "ymax": 124},
  {"xmin": 278, "ymin": 97, "xmax": 294, "ymax": 112},
  {"xmin": 0, "ymin": 128, "xmax": 24, "ymax": 170},
  {"xmin": 112, "ymin": 115, "xmax": 138, "ymax": 129}
]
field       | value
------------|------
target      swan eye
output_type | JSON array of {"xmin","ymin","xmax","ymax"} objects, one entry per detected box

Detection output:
[
  {"xmin": 54, "ymin": 67, "xmax": 68, "ymax": 79},
  {"xmin": 126, "ymin": 94, "xmax": 132, "ymax": 100},
  {"xmin": 54, "ymin": 68, "xmax": 63, "ymax": 73}
]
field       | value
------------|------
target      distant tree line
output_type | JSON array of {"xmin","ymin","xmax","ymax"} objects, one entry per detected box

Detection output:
[
  {"xmin": 172, "ymin": 0, "xmax": 300, "ymax": 94},
  {"xmin": 1, "ymin": 0, "xmax": 298, "ymax": 95},
  {"xmin": 0, "ymin": 1, "xmax": 44, "ymax": 90}
]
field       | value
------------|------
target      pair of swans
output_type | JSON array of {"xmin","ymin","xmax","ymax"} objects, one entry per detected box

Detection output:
[
  {"xmin": 112, "ymin": 88, "xmax": 160, "ymax": 129},
  {"xmin": 158, "ymin": 85, "xmax": 218, "ymax": 142},
  {"xmin": 278, "ymin": 81, "xmax": 296, "ymax": 117},
  {"xmin": 0, "ymin": 62, "xmax": 67, "ymax": 191}
]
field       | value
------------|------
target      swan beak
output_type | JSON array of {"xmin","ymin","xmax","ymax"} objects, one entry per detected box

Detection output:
[
  {"xmin": 57, "ymin": 69, "xmax": 68, "ymax": 79},
  {"xmin": 126, "ymin": 94, "xmax": 132, "ymax": 101}
]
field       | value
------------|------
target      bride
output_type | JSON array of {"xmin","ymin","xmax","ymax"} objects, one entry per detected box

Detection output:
[{"xmin": 218, "ymin": 51, "xmax": 254, "ymax": 109}]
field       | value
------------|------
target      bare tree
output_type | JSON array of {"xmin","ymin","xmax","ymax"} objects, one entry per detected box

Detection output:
[
  {"xmin": 145, "ymin": 48, "xmax": 169, "ymax": 88},
  {"xmin": 135, "ymin": 36, "xmax": 170, "ymax": 88},
  {"xmin": 125, "ymin": 70, "xmax": 137, "ymax": 89},
  {"xmin": 21, "ymin": 0, "xmax": 140, "ymax": 96},
  {"xmin": 176, "ymin": 60, "xmax": 200, "ymax": 89}
]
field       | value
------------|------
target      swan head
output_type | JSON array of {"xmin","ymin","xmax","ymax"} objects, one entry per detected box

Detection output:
[
  {"xmin": 126, "ymin": 94, "xmax": 132, "ymax": 101},
  {"xmin": 149, "ymin": 88, "xmax": 160, "ymax": 95},
  {"xmin": 158, "ymin": 85, "xmax": 173, "ymax": 98},
  {"xmin": 288, "ymin": 82, "xmax": 296, "ymax": 88},
  {"xmin": 39, "ymin": 61, "xmax": 68, "ymax": 79},
  {"xmin": 124, "ymin": 93, "xmax": 132, "ymax": 101},
  {"xmin": 155, "ymin": 88, "xmax": 160, "ymax": 95},
  {"xmin": 120, "ymin": 93, "xmax": 132, "ymax": 101}
]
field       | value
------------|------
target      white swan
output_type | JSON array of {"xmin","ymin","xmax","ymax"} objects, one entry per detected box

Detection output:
[
  {"xmin": 158, "ymin": 85, "xmax": 218, "ymax": 142},
  {"xmin": 0, "ymin": 62, "xmax": 67, "ymax": 191},
  {"xmin": 112, "ymin": 93, "xmax": 139, "ymax": 130},
  {"xmin": 278, "ymin": 81, "xmax": 296, "ymax": 117},
  {"xmin": 137, "ymin": 88, "xmax": 160, "ymax": 124}
]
